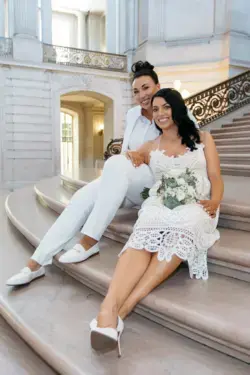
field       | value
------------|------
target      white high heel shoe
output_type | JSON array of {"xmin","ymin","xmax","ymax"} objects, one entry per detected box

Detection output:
[{"xmin": 90, "ymin": 316, "xmax": 124, "ymax": 357}]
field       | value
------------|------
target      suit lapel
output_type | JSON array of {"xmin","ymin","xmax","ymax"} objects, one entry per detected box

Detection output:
[{"xmin": 122, "ymin": 106, "xmax": 141, "ymax": 151}]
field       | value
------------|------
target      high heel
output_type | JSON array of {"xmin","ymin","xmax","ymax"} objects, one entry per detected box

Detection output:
[{"xmin": 90, "ymin": 316, "xmax": 124, "ymax": 357}]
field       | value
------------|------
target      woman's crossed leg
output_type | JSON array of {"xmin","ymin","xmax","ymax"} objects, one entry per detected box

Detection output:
[{"xmin": 97, "ymin": 247, "xmax": 182, "ymax": 329}]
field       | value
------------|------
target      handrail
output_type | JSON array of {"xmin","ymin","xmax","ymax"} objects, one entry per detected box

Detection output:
[
  {"xmin": 185, "ymin": 69, "xmax": 250, "ymax": 126},
  {"xmin": 104, "ymin": 69, "xmax": 250, "ymax": 158}
]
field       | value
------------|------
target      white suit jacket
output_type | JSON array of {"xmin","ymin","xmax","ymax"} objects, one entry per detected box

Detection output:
[{"xmin": 121, "ymin": 105, "xmax": 198, "ymax": 153}]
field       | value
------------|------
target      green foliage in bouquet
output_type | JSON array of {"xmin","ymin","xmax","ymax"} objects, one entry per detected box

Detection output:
[
  {"xmin": 140, "ymin": 168, "xmax": 198, "ymax": 209},
  {"xmin": 140, "ymin": 187, "xmax": 150, "ymax": 200}
]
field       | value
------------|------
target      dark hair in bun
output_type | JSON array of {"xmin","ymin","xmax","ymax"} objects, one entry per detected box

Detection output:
[{"xmin": 131, "ymin": 61, "xmax": 159, "ymax": 84}]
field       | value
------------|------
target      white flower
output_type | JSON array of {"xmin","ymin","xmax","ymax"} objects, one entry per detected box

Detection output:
[
  {"xmin": 187, "ymin": 185, "xmax": 195, "ymax": 196},
  {"xmin": 176, "ymin": 190, "xmax": 185, "ymax": 201},
  {"xmin": 165, "ymin": 169, "xmax": 183, "ymax": 178},
  {"xmin": 177, "ymin": 178, "xmax": 185, "ymax": 185},
  {"xmin": 149, "ymin": 180, "xmax": 161, "ymax": 196}
]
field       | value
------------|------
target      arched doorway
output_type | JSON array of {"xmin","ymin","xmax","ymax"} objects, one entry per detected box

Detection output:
[{"xmin": 60, "ymin": 90, "xmax": 113, "ymax": 171}]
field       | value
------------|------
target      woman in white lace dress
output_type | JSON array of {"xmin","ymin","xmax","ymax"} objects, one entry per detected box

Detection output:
[{"xmin": 90, "ymin": 88, "xmax": 224, "ymax": 355}]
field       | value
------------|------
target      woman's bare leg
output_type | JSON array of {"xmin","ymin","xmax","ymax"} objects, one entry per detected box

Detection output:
[
  {"xmin": 97, "ymin": 248, "xmax": 151, "ymax": 328},
  {"xmin": 119, "ymin": 252, "xmax": 182, "ymax": 319}
]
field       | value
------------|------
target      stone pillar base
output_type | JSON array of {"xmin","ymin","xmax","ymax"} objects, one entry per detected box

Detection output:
[{"xmin": 13, "ymin": 36, "xmax": 43, "ymax": 63}]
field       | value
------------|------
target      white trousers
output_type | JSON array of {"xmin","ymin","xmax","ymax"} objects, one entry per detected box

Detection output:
[{"xmin": 31, "ymin": 155, "xmax": 154, "ymax": 266}]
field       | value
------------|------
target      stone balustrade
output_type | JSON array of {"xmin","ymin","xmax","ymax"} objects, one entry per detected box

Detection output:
[
  {"xmin": 43, "ymin": 44, "xmax": 128, "ymax": 72},
  {"xmin": 0, "ymin": 37, "xmax": 13, "ymax": 58}
]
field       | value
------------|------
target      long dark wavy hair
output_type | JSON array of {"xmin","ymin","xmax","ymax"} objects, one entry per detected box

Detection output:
[
  {"xmin": 152, "ymin": 88, "xmax": 200, "ymax": 151},
  {"xmin": 131, "ymin": 61, "xmax": 159, "ymax": 84}
]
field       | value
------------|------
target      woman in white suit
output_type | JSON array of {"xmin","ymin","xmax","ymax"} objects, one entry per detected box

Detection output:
[{"xmin": 6, "ymin": 61, "xmax": 198, "ymax": 286}]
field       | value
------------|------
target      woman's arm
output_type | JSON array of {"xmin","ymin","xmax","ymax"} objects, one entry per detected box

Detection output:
[
  {"xmin": 199, "ymin": 131, "xmax": 224, "ymax": 217},
  {"xmin": 125, "ymin": 141, "xmax": 154, "ymax": 167}
]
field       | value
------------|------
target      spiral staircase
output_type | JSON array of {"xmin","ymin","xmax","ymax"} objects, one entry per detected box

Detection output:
[{"xmin": 1, "ymin": 73, "xmax": 250, "ymax": 374}]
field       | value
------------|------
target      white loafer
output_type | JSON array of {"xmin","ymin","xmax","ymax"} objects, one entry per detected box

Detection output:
[
  {"xmin": 90, "ymin": 316, "xmax": 124, "ymax": 357},
  {"xmin": 58, "ymin": 243, "xmax": 99, "ymax": 264},
  {"xmin": 6, "ymin": 266, "xmax": 45, "ymax": 286}
]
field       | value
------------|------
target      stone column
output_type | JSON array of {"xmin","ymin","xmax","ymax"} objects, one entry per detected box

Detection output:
[
  {"xmin": 147, "ymin": 0, "xmax": 166, "ymax": 42},
  {"xmin": 88, "ymin": 13, "xmax": 101, "ymax": 52},
  {"xmin": 83, "ymin": 105, "xmax": 94, "ymax": 168},
  {"xmin": 100, "ymin": 13, "xmax": 106, "ymax": 52},
  {"xmin": 8, "ymin": 0, "xmax": 14, "ymax": 37},
  {"xmin": 105, "ymin": 0, "xmax": 118, "ymax": 53},
  {"xmin": 126, "ymin": 0, "xmax": 138, "ymax": 66},
  {"xmin": 13, "ymin": 0, "xmax": 42, "ymax": 62},
  {"xmin": 14, "ymin": 0, "xmax": 38, "ymax": 38},
  {"xmin": 77, "ymin": 11, "xmax": 87, "ymax": 49},
  {"xmin": 41, "ymin": 0, "xmax": 52, "ymax": 44},
  {"xmin": 0, "ymin": 0, "xmax": 5, "ymax": 37}
]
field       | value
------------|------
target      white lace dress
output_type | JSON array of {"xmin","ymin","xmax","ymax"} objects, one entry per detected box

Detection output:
[{"xmin": 119, "ymin": 143, "xmax": 220, "ymax": 280}]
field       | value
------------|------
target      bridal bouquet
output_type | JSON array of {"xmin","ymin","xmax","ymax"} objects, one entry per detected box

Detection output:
[{"xmin": 141, "ymin": 168, "xmax": 199, "ymax": 209}]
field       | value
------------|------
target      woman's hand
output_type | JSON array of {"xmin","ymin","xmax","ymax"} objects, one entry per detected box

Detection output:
[
  {"xmin": 199, "ymin": 199, "xmax": 220, "ymax": 218},
  {"xmin": 125, "ymin": 151, "xmax": 145, "ymax": 167}
]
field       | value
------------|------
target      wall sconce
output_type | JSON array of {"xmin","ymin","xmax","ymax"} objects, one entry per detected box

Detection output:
[
  {"xmin": 97, "ymin": 123, "xmax": 104, "ymax": 136},
  {"xmin": 181, "ymin": 89, "xmax": 190, "ymax": 99},
  {"xmin": 173, "ymin": 80, "xmax": 181, "ymax": 91},
  {"xmin": 173, "ymin": 80, "xmax": 190, "ymax": 99}
]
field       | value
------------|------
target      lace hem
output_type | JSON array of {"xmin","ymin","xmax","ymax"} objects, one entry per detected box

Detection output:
[{"xmin": 119, "ymin": 227, "xmax": 209, "ymax": 280}]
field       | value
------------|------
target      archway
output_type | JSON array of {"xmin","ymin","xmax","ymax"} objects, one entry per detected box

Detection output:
[{"xmin": 60, "ymin": 90, "xmax": 114, "ymax": 171}]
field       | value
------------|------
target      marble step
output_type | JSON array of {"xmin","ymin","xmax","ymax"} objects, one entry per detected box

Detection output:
[
  {"xmin": 215, "ymin": 137, "xmax": 250, "ymax": 146},
  {"xmin": 221, "ymin": 164, "xmax": 250, "ymax": 177},
  {"xmin": 212, "ymin": 131, "xmax": 250, "ymax": 139},
  {"xmin": 57, "ymin": 170, "xmax": 250, "ymax": 232},
  {"xmin": 0, "ymin": 316, "xmax": 57, "ymax": 375},
  {"xmin": 219, "ymin": 154, "xmax": 250, "ymax": 165},
  {"xmin": 217, "ymin": 145, "xmax": 250, "ymax": 153},
  {"xmin": 1, "ymin": 204, "xmax": 249, "ymax": 375},
  {"xmin": 61, "ymin": 167, "xmax": 100, "ymax": 192},
  {"xmin": 35, "ymin": 176, "xmax": 250, "ymax": 282},
  {"xmin": 221, "ymin": 123, "xmax": 250, "ymax": 130},
  {"xmin": 233, "ymin": 116, "xmax": 250, "ymax": 122},
  {"xmin": 211, "ymin": 125, "xmax": 250, "ymax": 134},
  {"xmin": 4, "ymin": 187, "xmax": 250, "ymax": 363},
  {"xmin": 221, "ymin": 120, "xmax": 250, "ymax": 129}
]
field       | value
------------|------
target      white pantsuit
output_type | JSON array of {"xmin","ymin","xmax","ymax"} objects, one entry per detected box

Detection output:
[
  {"xmin": 31, "ymin": 106, "xmax": 198, "ymax": 266},
  {"xmin": 31, "ymin": 106, "xmax": 160, "ymax": 265}
]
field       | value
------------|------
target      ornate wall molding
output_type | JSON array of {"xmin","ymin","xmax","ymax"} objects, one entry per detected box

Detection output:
[{"xmin": 48, "ymin": 72, "xmax": 93, "ymax": 91}]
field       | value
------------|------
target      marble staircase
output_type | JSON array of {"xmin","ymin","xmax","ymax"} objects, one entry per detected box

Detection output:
[
  {"xmin": 1, "ymin": 112, "xmax": 250, "ymax": 374},
  {"xmin": 2, "ymin": 193, "xmax": 250, "ymax": 374},
  {"xmin": 1, "ymin": 169, "xmax": 250, "ymax": 370},
  {"xmin": 211, "ymin": 113, "xmax": 250, "ymax": 176}
]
